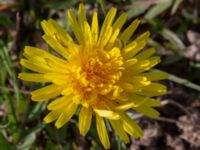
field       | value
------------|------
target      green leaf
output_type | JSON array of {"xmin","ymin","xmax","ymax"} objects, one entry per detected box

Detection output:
[
  {"xmin": 0, "ymin": 40, "xmax": 21, "ymax": 124},
  {"xmin": 97, "ymin": 0, "xmax": 106, "ymax": 15},
  {"xmin": 17, "ymin": 123, "xmax": 44, "ymax": 150},
  {"xmin": 0, "ymin": 14, "xmax": 15, "ymax": 27},
  {"xmin": 45, "ymin": 140, "xmax": 61, "ymax": 150},
  {"xmin": 27, "ymin": 102, "xmax": 46, "ymax": 121},
  {"xmin": 0, "ymin": 61, "xmax": 7, "ymax": 85},
  {"xmin": 44, "ymin": 1, "xmax": 74, "ymax": 10},
  {"xmin": 145, "ymin": 0, "xmax": 173, "ymax": 19},
  {"xmin": 0, "ymin": 132, "xmax": 16, "ymax": 150},
  {"xmin": 17, "ymin": 133, "xmax": 36, "ymax": 150},
  {"xmin": 126, "ymin": 0, "xmax": 156, "ymax": 19},
  {"xmin": 171, "ymin": 0, "xmax": 183, "ymax": 15},
  {"xmin": 160, "ymin": 28, "xmax": 186, "ymax": 50},
  {"xmin": 0, "ymin": 41, "xmax": 21, "ymax": 105},
  {"xmin": 162, "ymin": 55, "xmax": 183, "ymax": 65},
  {"xmin": 191, "ymin": 63, "xmax": 200, "ymax": 68},
  {"xmin": 46, "ymin": 124, "xmax": 68, "ymax": 144},
  {"xmin": 127, "ymin": 4, "xmax": 150, "ymax": 19}
]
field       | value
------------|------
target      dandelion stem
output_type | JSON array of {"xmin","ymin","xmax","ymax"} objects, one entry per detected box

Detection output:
[{"xmin": 168, "ymin": 73, "xmax": 200, "ymax": 92}]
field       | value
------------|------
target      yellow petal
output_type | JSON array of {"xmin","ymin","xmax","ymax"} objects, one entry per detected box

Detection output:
[
  {"xmin": 135, "ymin": 48, "xmax": 155, "ymax": 60},
  {"xmin": 129, "ymin": 94, "xmax": 160, "ymax": 107},
  {"xmin": 18, "ymin": 73, "xmax": 50, "ymax": 82},
  {"xmin": 115, "ymin": 102, "xmax": 134, "ymax": 111},
  {"xmin": 45, "ymin": 63, "xmax": 69, "ymax": 74},
  {"xmin": 26, "ymin": 56, "xmax": 46, "ymax": 64},
  {"xmin": 112, "ymin": 86, "xmax": 121, "ymax": 98},
  {"xmin": 128, "ymin": 94, "xmax": 147, "ymax": 107},
  {"xmin": 112, "ymin": 13, "xmax": 127, "ymax": 32},
  {"xmin": 47, "ymin": 96, "xmax": 71, "ymax": 110},
  {"xmin": 43, "ymin": 109, "xmax": 61, "ymax": 123},
  {"xmin": 146, "ymin": 56, "xmax": 161, "ymax": 70},
  {"xmin": 123, "ymin": 40, "xmax": 147, "ymax": 59},
  {"xmin": 109, "ymin": 47, "xmax": 121, "ymax": 58},
  {"xmin": 24, "ymin": 46, "xmax": 66, "ymax": 64},
  {"xmin": 135, "ymin": 31, "xmax": 150, "ymax": 43},
  {"xmin": 20, "ymin": 59, "xmax": 52, "ymax": 73},
  {"xmin": 42, "ymin": 35, "xmax": 69, "ymax": 59},
  {"xmin": 68, "ymin": 9, "xmax": 84, "ymax": 44},
  {"xmin": 41, "ymin": 19, "xmax": 72, "ymax": 48},
  {"xmin": 130, "ymin": 57, "xmax": 161, "ymax": 74},
  {"xmin": 96, "ymin": 115, "xmax": 110, "ymax": 149},
  {"xmin": 78, "ymin": 3, "xmax": 87, "ymax": 29},
  {"xmin": 98, "ymin": 26, "xmax": 113, "ymax": 47},
  {"xmin": 120, "ymin": 113, "xmax": 143, "ymax": 138},
  {"xmin": 106, "ymin": 13, "xmax": 127, "ymax": 49},
  {"xmin": 79, "ymin": 107, "xmax": 92, "ymax": 136},
  {"xmin": 44, "ymin": 73, "xmax": 69, "ymax": 85},
  {"xmin": 122, "ymin": 41, "xmax": 137, "ymax": 54},
  {"xmin": 48, "ymin": 19, "xmax": 72, "ymax": 42},
  {"xmin": 140, "ymin": 71, "xmax": 168, "ymax": 81},
  {"xmin": 133, "ymin": 106, "xmax": 160, "ymax": 118},
  {"xmin": 83, "ymin": 21, "xmax": 92, "ymax": 48},
  {"xmin": 61, "ymin": 88, "xmax": 73, "ymax": 96},
  {"xmin": 145, "ymin": 99, "xmax": 160, "ymax": 107},
  {"xmin": 40, "ymin": 20, "xmax": 53, "ymax": 36},
  {"xmin": 91, "ymin": 12, "xmax": 99, "ymax": 44},
  {"xmin": 68, "ymin": 9, "xmax": 78, "ymax": 27},
  {"xmin": 120, "ymin": 82, "xmax": 141, "ymax": 92},
  {"xmin": 31, "ymin": 84, "xmax": 64, "ymax": 101},
  {"xmin": 72, "ymin": 95, "xmax": 82, "ymax": 104},
  {"xmin": 109, "ymin": 119, "xmax": 130, "ymax": 143},
  {"xmin": 106, "ymin": 28, "xmax": 120, "ymax": 50},
  {"xmin": 94, "ymin": 109, "xmax": 120, "ymax": 120},
  {"xmin": 123, "ymin": 58, "xmax": 138, "ymax": 67},
  {"xmin": 139, "ymin": 83, "xmax": 167, "ymax": 96},
  {"xmin": 120, "ymin": 19, "xmax": 140, "ymax": 44},
  {"xmin": 55, "ymin": 102, "xmax": 78, "ymax": 128},
  {"xmin": 113, "ymin": 39, "xmax": 122, "ymax": 49},
  {"xmin": 131, "ymin": 76, "xmax": 151, "ymax": 87},
  {"xmin": 99, "ymin": 7, "xmax": 116, "ymax": 43}
]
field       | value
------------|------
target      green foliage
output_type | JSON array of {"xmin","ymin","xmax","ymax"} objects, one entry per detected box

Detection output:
[
  {"xmin": 145, "ymin": 0, "xmax": 173, "ymax": 20},
  {"xmin": 0, "ymin": 132, "xmax": 16, "ymax": 150}
]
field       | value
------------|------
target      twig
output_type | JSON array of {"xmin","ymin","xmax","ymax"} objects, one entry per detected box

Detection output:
[
  {"xmin": 131, "ymin": 113, "xmax": 178, "ymax": 124},
  {"xmin": 160, "ymin": 99, "xmax": 198, "ymax": 123},
  {"xmin": 154, "ymin": 116, "xmax": 178, "ymax": 124},
  {"xmin": 0, "ymin": 86, "xmax": 31, "ymax": 95},
  {"xmin": 160, "ymin": 99, "xmax": 192, "ymax": 117}
]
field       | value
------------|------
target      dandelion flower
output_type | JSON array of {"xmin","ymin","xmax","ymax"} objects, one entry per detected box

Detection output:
[{"xmin": 19, "ymin": 4, "xmax": 167, "ymax": 149}]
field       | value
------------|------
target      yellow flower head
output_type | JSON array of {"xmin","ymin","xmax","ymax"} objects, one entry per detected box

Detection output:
[{"xmin": 19, "ymin": 4, "xmax": 167, "ymax": 149}]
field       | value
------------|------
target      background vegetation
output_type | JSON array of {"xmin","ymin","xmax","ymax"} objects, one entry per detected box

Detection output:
[{"xmin": 0, "ymin": 0, "xmax": 200, "ymax": 149}]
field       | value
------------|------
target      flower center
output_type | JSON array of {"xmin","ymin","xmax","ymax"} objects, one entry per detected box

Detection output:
[{"xmin": 69, "ymin": 49, "xmax": 124, "ymax": 104}]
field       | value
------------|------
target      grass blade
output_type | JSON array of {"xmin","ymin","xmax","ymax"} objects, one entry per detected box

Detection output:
[{"xmin": 168, "ymin": 73, "xmax": 200, "ymax": 92}]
